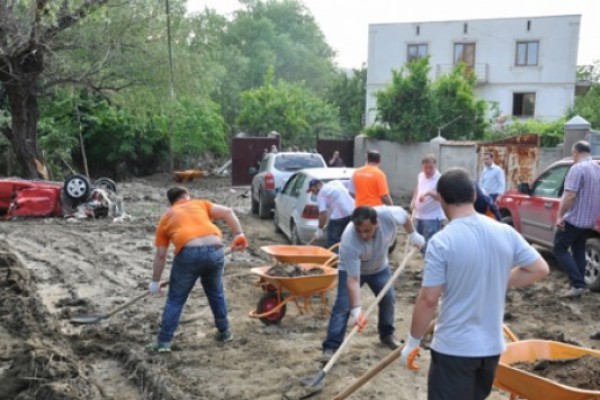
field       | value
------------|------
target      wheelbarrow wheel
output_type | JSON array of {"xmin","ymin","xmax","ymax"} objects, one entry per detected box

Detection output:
[{"xmin": 257, "ymin": 292, "xmax": 287, "ymax": 325}]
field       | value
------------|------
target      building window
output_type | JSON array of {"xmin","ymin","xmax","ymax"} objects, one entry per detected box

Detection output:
[
  {"xmin": 407, "ymin": 44, "xmax": 428, "ymax": 62},
  {"xmin": 513, "ymin": 93, "xmax": 535, "ymax": 117},
  {"xmin": 516, "ymin": 41, "xmax": 538, "ymax": 66},
  {"xmin": 454, "ymin": 43, "xmax": 476, "ymax": 67}
]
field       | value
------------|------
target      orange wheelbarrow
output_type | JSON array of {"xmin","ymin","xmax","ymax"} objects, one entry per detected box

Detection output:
[
  {"xmin": 249, "ymin": 261, "xmax": 338, "ymax": 325},
  {"xmin": 260, "ymin": 244, "xmax": 338, "ymax": 265},
  {"xmin": 494, "ymin": 326, "xmax": 600, "ymax": 400}
]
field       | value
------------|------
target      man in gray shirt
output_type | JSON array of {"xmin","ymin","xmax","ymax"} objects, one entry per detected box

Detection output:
[
  {"xmin": 399, "ymin": 168, "xmax": 549, "ymax": 400},
  {"xmin": 320, "ymin": 206, "xmax": 425, "ymax": 362}
]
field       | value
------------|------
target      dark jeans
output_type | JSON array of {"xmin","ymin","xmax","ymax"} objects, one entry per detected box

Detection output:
[
  {"xmin": 157, "ymin": 245, "xmax": 227, "ymax": 344},
  {"xmin": 416, "ymin": 218, "xmax": 443, "ymax": 255},
  {"xmin": 327, "ymin": 216, "xmax": 352, "ymax": 250},
  {"xmin": 322, "ymin": 268, "xmax": 395, "ymax": 351},
  {"xmin": 553, "ymin": 222, "xmax": 591, "ymax": 289},
  {"xmin": 428, "ymin": 349, "xmax": 500, "ymax": 400}
]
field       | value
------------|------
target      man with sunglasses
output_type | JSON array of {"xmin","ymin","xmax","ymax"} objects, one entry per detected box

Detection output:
[{"xmin": 320, "ymin": 206, "xmax": 425, "ymax": 363}]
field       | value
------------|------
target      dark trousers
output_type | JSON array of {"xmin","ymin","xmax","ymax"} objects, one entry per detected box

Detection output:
[
  {"xmin": 326, "ymin": 216, "xmax": 351, "ymax": 250},
  {"xmin": 428, "ymin": 349, "xmax": 500, "ymax": 400},
  {"xmin": 553, "ymin": 222, "xmax": 591, "ymax": 289}
]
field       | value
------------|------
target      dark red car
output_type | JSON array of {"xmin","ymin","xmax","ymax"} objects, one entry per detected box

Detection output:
[
  {"xmin": 497, "ymin": 156, "xmax": 600, "ymax": 292},
  {"xmin": 0, "ymin": 175, "xmax": 116, "ymax": 218}
]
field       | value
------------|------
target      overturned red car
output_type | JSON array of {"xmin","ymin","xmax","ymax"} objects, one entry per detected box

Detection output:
[{"xmin": 0, "ymin": 175, "xmax": 116, "ymax": 218}]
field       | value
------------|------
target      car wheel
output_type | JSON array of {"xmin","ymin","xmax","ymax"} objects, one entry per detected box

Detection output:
[
  {"xmin": 290, "ymin": 222, "xmax": 302, "ymax": 245},
  {"xmin": 63, "ymin": 174, "xmax": 91, "ymax": 203},
  {"xmin": 501, "ymin": 215, "xmax": 514, "ymax": 227},
  {"xmin": 273, "ymin": 208, "xmax": 283, "ymax": 233},
  {"xmin": 585, "ymin": 237, "xmax": 600, "ymax": 292},
  {"xmin": 258, "ymin": 191, "xmax": 270, "ymax": 219},
  {"xmin": 94, "ymin": 177, "xmax": 117, "ymax": 193},
  {"xmin": 251, "ymin": 189, "xmax": 259, "ymax": 215}
]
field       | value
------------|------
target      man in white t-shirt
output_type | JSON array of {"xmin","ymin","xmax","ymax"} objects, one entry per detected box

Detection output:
[
  {"xmin": 399, "ymin": 168, "xmax": 549, "ymax": 400},
  {"xmin": 410, "ymin": 154, "xmax": 446, "ymax": 255},
  {"xmin": 307, "ymin": 179, "xmax": 354, "ymax": 248}
]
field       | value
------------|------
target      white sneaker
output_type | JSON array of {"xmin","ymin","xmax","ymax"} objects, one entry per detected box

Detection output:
[{"xmin": 560, "ymin": 287, "xmax": 586, "ymax": 298}]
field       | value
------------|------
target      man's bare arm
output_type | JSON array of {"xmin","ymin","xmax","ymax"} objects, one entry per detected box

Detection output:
[
  {"xmin": 508, "ymin": 257, "xmax": 549, "ymax": 289},
  {"xmin": 410, "ymin": 285, "xmax": 443, "ymax": 338}
]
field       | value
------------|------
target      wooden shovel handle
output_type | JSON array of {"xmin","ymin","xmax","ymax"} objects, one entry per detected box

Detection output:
[
  {"xmin": 322, "ymin": 246, "xmax": 417, "ymax": 374},
  {"xmin": 104, "ymin": 281, "xmax": 168, "ymax": 319}
]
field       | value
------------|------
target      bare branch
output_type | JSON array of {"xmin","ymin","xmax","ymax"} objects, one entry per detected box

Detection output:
[{"xmin": 43, "ymin": 0, "xmax": 110, "ymax": 40}]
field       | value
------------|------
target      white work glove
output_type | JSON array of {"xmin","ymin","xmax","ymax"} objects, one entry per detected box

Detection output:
[
  {"xmin": 408, "ymin": 231, "xmax": 426, "ymax": 248},
  {"xmin": 149, "ymin": 281, "xmax": 161, "ymax": 295},
  {"xmin": 349, "ymin": 306, "xmax": 367, "ymax": 332},
  {"xmin": 400, "ymin": 334, "xmax": 422, "ymax": 370},
  {"xmin": 313, "ymin": 228, "xmax": 324, "ymax": 239}
]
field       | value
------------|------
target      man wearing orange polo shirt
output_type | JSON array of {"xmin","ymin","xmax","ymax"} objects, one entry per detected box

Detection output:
[
  {"xmin": 147, "ymin": 186, "xmax": 248, "ymax": 352},
  {"xmin": 349, "ymin": 150, "xmax": 393, "ymax": 207}
]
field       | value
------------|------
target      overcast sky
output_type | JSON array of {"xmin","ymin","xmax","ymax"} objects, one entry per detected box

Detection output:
[{"xmin": 187, "ymin": 0, "xmax": 599, "ymax": 69}]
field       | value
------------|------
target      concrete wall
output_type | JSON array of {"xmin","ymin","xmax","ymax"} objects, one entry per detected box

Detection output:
[
  {"xmin": 366, "ymin": 15, "xmax": 581, "ymax": 125},
  {"xmin": 354, "ymin": 135, "xmax": 564, "ymax": 197}
]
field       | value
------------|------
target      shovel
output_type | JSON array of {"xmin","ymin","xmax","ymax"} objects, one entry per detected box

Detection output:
[
  {"xmin": 287, "ymin": 245, "xmax": 417, "ymax": 399},
  {"xmin": 70, "ymin": 281, "xmax": 169, "ymax": 325}
]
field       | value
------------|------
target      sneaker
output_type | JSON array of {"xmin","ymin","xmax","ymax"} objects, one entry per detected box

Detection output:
[
  {"xmin": 147, "ymin": 341, "xmax": 171, "ymax": 353},
  {"xmin": 590, "ymin": 332, "xmax": 600, "ymax": 341},
  {"xmin": 560, "ymin": 287, "xmax": 587, "ymax": 298},
  {"xmin": 319, "ymin": 349, "xmax": 335, "ymax": 364},
  {"xmin": 380, "ymin": 335, "xmax": 402, "ymax": 350},
  {"xmin": 215, "ymin": 330, "xmax": 233, "ymax": 343}
]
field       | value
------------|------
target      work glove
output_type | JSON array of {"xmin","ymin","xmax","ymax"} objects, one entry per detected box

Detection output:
[
  {"xmin": 408, "ymin": 231, "xmax": 426, "ymax": 248},
  {"xmin": 313, "ymin": 228, "xmax": 324, "ymax": 239},
  {"xmin": 231, "ymin": 233, "xmax": 248, "ymax": 251},
  {"xmin": 349, "ymin": 306, "xmax": 367, "ymax": 332},
  {"xmin": 149, "ymin": 281, "xmax": 161, "ymax": 295},
  {"xmin": 400, "ymin": 334, "xmax": 421, "ymax": 371}
]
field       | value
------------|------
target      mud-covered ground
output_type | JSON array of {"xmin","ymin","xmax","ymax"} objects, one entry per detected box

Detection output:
[{"xmin": 0, "ymin": 174, "xmax": 598, "ymax": 400}]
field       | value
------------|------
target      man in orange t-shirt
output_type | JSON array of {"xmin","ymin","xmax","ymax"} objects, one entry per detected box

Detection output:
[
  {"xmin": 147, "ymin": 186, "xmax": 248, "ymax": 352},
  {"xmin": 349, "ymin": 150, "xmax": 393, "ymax": 207}
]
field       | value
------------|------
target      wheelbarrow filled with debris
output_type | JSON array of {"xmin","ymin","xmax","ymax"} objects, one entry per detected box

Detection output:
[
  {"xmin": 260, "ymin": 244, "xmax": 338, "ymax": 265},
  {"xmin": 249, "ymin": 261, "xmax": 338, "ymax": 325},
  {"xmin": 494, "ymin": 328, "xmax": 600, "ymax": 400}
]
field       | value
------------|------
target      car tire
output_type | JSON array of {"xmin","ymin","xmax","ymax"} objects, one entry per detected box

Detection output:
[
  {"xmin": 258, "ymin": 191, "xmax": 270, "ymax": 219},
  {"xmin": 273, "ymin": 209, "xmax": 283, "ymax": 233},
  {"xmin": 585, "ymin": 237, "xmax": 600, "ymax": 292},
  {"xmin": 251, "ymin": 189, "xmax": 259, "ymax": 215},
  {"xmin": 94, "ymin": 177, "xmax": 117, "ymax": 193},
  {"xmin": 290, "ymin": 222, "xmax": 302, "ymax": 245},
  {"xmin": 63, "ymin": 174, "xmax": 91, "ymax": 203},
  {"xmin": 501, "ymin": 215, "xmax": 514, "ymax": 227}
]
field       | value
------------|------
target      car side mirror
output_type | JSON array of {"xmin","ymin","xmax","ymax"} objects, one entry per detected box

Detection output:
[
  {"xmin": 518, "ymin": 182, "xmax": 530, "ymax": 194},
  {"xmin": 248, "ymin": 167, "xmax": 257, "ymax": 175}
]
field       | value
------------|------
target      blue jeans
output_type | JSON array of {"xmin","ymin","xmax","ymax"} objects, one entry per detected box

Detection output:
[
  {"xmin": 327, "ymin": 216, "xmax": 352, "ymax": 250},
  {"xmin": 416, "ymin": 218, "xmax": 443, "ymax": 255},
  {"xmin": 553, "ymin": 222, "xmax": 591, "ymax": 289},
  {"xmin": 157, "ymin": 245, "xmax": 228, "ymax": 344},
  {"xmin": 322, "ymin": 267, "xmax": 395, "ymax": 351}
]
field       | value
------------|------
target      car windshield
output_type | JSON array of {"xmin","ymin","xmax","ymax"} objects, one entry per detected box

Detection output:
[{"xmin": 274, "ymin": 154, "xmax": 324, "ymax": 172}]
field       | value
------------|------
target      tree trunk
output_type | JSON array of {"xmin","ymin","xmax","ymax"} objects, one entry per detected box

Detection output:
[{"xmin": 2, "ymin": 57, "xmax": 49, "ymax": 179}]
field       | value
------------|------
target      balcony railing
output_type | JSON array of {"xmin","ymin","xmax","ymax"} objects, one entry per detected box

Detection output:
[{"xmin": 435, "ymin": 63, "xmax": 489, "ymax": 84}]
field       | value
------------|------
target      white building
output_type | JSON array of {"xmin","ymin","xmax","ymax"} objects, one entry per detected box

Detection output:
[{"xmin": 366, "ymin": 15, "xmax": 581, "ymax": 126}]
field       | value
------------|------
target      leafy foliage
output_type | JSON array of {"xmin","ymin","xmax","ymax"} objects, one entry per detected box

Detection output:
[
  {"xmin": 237, "ymin": 67, "xmax": 341, "ymax": 147},
  {"xmin": 325, "ymin": 67, "xmax": 366, "ymax": 136},
  {"xmin": 484, "ymin": 118, "xmax": 566, "ymax": 147},
  {"xmin": 569, "ymin": 83, "xmax": 600, "ymax": 129}
]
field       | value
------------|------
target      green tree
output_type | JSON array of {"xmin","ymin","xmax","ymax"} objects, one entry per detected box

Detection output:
[
  {"xmin": 237, "ymin": 67, "xmax": 341, "ymax": 147},
  {"xmin": 325, "ymin": 67, "xmax": 366, "ymax": 135},
  {"xmin": 368, "ymin": 57, "xmax": 436, "ymax": 142},
  {"xmin": 484, "ymin": 118, "xmax": 565, "ymax": 147},
  {"xmin": 570, "ymin": 61, "xmax": 600, "ymax": 129},
  {"xmin": 367, "ymin": 58, "xmax": 489, "ymax": 143}
]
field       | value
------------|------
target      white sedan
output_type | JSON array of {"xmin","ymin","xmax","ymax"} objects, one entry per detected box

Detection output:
[{"xmin": 273, "ymin": 167, "xmax": 355, "ymax": 244}]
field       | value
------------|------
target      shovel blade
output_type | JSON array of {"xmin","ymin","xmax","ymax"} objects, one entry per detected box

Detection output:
[
  {"xmin": 282, "ymin": 371, "xmax": 325, "ymax": 400},
  {"xmin": 69, "ymin": 314, "xmax": 105, "ymax": 325}
]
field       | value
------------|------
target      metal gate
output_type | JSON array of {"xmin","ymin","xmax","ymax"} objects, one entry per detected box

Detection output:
[
  {"xmin": 231, "ymin": 136, "xmax": 280, "ymax": 186},
  {"xmin": 317, "ymin": 139, "xmax": 354, "ymax": 167}
]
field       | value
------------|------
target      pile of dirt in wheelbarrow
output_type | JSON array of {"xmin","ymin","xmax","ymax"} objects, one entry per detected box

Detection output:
[
  {"xmin": 512, "ymin": 356, "xmax": 600, "ymax": 391},
  {"xmin": 267, "ymin": 263, "xmax": 325, "ymax": 277}
]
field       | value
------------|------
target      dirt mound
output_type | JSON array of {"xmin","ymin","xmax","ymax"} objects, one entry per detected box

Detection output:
[
  {"xmin": 513, "ymin": 355, "xmax": 600, "ymax": 391},
  {"xmin": 267, "ymin": 263, "xmax": 325, "ymax": 277}
]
